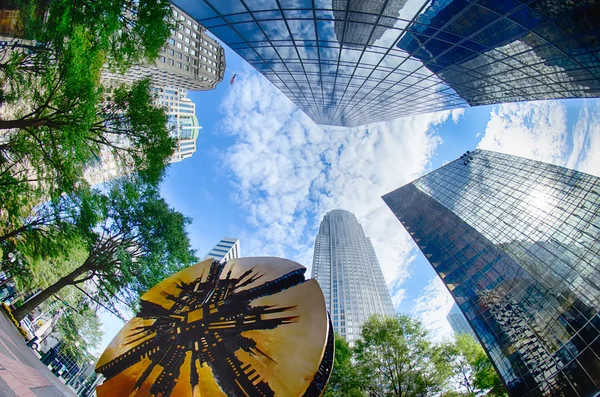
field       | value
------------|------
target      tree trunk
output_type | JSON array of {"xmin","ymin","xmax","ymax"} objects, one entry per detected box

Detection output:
[
  {"xmin": 0, "ymin": 118, "xmax": 45, "ymax": 130},
  {"xmin": 12, "ymin": 265, "xmax": 88, "ymax": 321}
]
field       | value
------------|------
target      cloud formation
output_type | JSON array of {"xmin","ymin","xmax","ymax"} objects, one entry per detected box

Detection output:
[
  {"xmin": 411, "ymin": 277, "xmax": 455, "ymax": 341},
  {"xmin": 219, "ymin": 68, "xmax": 461, "ymax": 309},
  {"xmin": 477, "ymin": 100, "xmax": 600, "ymax": 177},
  {"xmin": 219, "ymin": 70, "xmax": 600, "ymax": 342}
]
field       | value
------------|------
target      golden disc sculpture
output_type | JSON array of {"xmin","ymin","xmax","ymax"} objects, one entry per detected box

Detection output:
[{"xmin": 95, "ymin": 257, "xmax": 333, "ymax": 397}]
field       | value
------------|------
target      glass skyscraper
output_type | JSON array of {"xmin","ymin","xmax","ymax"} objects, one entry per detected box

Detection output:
[
  {"xmin": 383, "ymin": 150, "xmax": 600, "ymax": 396},
  {"xmin": 447, "ymin": 302, "xmax": 477, "ymax": 339},
  {"xmin": 172, "ymin": 0, "xmax": 600, "ymax": 127},
  {"xmin": 311, "ymin": 209, "xmax": 394, "ymax": 343}
]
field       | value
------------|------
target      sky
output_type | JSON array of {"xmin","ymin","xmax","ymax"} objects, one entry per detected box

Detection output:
[{"xmin": 95, "ymin": 39, "xmax": 600, "ymax": 354}]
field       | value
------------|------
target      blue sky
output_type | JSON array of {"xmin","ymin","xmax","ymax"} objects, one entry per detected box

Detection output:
[{"xmin": 96, "ymin": 40, "xmax": 600, "ymax": 352}]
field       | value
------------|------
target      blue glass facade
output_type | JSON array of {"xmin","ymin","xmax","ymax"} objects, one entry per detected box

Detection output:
[
  {"xmin": 383, "ymin": 150, "xmax": 600, "ymax": 396},
  {"xmin": 448, "ymin": 302, "xmax": 478, "ymax": 339},
  {"xmin": 172, "ymin": 0, "xmax": 600, "ymax": 127}
]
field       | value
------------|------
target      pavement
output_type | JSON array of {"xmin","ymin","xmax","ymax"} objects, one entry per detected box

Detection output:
[{"xmin": 0, "ymin": 311, "xmax": 77, "ymax": 397}]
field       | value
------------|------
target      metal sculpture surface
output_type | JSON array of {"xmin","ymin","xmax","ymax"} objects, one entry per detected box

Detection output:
[{"xmin": 95, "ymin": 257, "xmax": 333, "ymax": 396}]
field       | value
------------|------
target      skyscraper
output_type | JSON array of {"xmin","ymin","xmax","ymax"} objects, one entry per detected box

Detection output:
[
  {"xmin": 204, "ymin": 238, "xmax": 241, "ymax": 262},
  {"xmin": 447, "ymin": 303, "xmax": 477, "ymax": 339},
  {"xmin": 171, "ymin": 0, "xmax": 600, "ymax": 127},
  {"xmin": 312, "ymin": 210, "xmax": 394, "ymax": 343},
  {"xmin": 156, "ymin": 86, "xmax": 202, "ymax": 163},
  {"xmin": 103, "ymin": 4, "xmax": 225, "ymax": 91},
  {"xmin": 85, "ymin": 86, "xmax": 201, "ymax": 185},
  {"xmin": 383, "ymin": 150, "xmax": 600, "ymax": 396}
]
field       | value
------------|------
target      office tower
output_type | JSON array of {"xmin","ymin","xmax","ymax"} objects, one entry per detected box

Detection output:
[
  {"xmin": 312, "ymin": 210, "xmax": 394, "ymax": 343},
  {"xmin": 85, "ymin": 86, "xmax": 201, "ymax": 185},
  {"xmin": 383, "ymin": 150, "xmax": 600, "ymax": 396},
  {"xmin": 447, "ymin": 303, "xmax": 477, "ymax": 339},
  {"xmin": 171, "ymin": 0, "xmax": 600, "ymax": 127},
  {"xmin": 204, "ymin": 238, "xmax": 240, "ymax": 262},
  {"xmin": 156, "ymin": 86, "xmax": 202, "ymax": 163},
  {"xmin": 103, "ymin": 4, "xmax": 225, "ymax": 91}
]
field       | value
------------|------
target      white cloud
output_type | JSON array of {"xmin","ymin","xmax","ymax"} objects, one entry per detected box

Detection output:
[
  {"xmin": 219, "ymin": 68, "xmax": 460, "ymax": 294},
  {"xmin": 410, "ymin": 277, "xmax": 454, "ymax": 342},
  {"xmin": 476, "ymin": 100, "xmax": 600, "ymax": 177},
  {"xmin": 477, "ymin": 101, "xmax": 568, "ymax": 165},
  {"xmin": 571, "ymin": 101, "xmax": 600, "ymax": 177}
]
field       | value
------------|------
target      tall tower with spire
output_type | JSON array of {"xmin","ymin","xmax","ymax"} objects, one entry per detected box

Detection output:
[{"xmin": 312, "ymin": 209, "xmax": 394, "ymax": 343}]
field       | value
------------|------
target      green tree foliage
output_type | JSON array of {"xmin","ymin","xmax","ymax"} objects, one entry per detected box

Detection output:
[
  {"xmin": 12, "ymin": 175, "xmax": 197, "ymax": 321},
  {"xmin": 0, "ymin": 0, "xmax": 190, "ymax": 327},
  {"xmin": 354, "ymin": 315, "xmax": 449, "ymax": 397},
  {"xmin": 17, "ymin": 0, "xmax": 173, "ymax": 69},
  {"xmin": 0, "ymin": 0, "xmax": 175, "ymax": 223},
  {"xmin": 53, "ymin": 295, "xmax": 103, "ymax": 361},
  {"xmin": 324, "ymin": 334, "xmax": 364, "ymax": 397},
  {"xmin": 439, "ymin": 334, "xmax": 507, "ymax": 397}
]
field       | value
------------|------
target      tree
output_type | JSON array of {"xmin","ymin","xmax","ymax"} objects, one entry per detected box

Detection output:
[
  {"xmin": 439, "ymin": 334, "xmax": 507, "ymax": 397},
  {"xmin": 354, "ymin": 314, "xmax": 449, "ymax": 397},
  {"xmin": 0, "ymin": 74, "xmax": 174, "ymax": 209},
  {"xmin": 323, "ymin": 334, "xmax": 364, "ymax": 397},
  {"xmin": 16, "ymin": 0, "xmax": 173, "ymax": 70},
  {"xmin": 12, "ymin": 175, "xmax": 197, "ymax": 321},
  {"xmin": 0, "ymin": 0, "xmax": 176, "ymax": 220},
  {"xmin": 54, "ymin": 296, "xmax": 103, "ymax": 361}
]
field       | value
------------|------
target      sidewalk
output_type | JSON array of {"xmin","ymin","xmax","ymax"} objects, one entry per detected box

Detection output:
[{"xmin": 0, "ymin": 311, "xmax": 77, "ymax": 397}]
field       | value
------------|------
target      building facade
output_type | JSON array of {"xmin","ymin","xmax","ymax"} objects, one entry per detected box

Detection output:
[
  {"xmin": 383, "ymin": 150, "xmax": 600, "ymax": 396},
  {"xmin": 447, "ymin": 302, "xmax": 477, "ymax": 339},
  {"xmin": 156, "ymin": 86, "xmax": 202, "ymax": 163},
  {"xmin": 103, "ymin": 5, "xmax": 225, "ymax": 91},
  {"xmin": 312, "ymin": 210, "xmax": 394, "ymax": 343},
  {"xmin": 204, "ymin": 238, "xmax": 240, "ymax": 262},
  {"xmin": 171, "ymin": 0, "xmax": 600, "ymax": 127},
  {"xmin": 85, "ymin": 86, "xmax": 201, "ymax": 185}
]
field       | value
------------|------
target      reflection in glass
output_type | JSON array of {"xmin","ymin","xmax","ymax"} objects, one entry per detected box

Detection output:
[
  {"xmin": 397, "ymin": 0, "xmax": 600, "ymax": 106},
  {"xmin": 172, "ymin": 0, "xmax": 600, "ymax": 127},
  {"xmin": 383, "ymin": 150, "xmax": 600, "ymax": 396},
  {"xmin": 332, "ymin": 0, "xmax": 408, "ymax": 49}
]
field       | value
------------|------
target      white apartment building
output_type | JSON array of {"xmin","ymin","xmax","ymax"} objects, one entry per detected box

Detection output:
[{"xmin": 103, "ymin": 5, "xmax": 225, "ymax": 91}]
